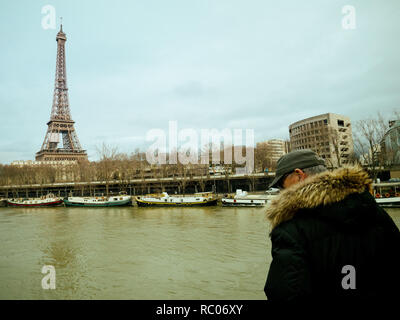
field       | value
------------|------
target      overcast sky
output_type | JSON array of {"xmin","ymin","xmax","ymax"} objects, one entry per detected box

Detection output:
[{"xmin": 0, "ymin": 0, "xmax": 399, "ymax": 163}]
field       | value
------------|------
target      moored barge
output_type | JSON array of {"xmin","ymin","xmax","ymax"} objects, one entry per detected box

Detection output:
[
  {"xmin": 222, "ymin": 190, "xmax": 266, "ymax": 207},
  {"xmin": 135, "ymin": 192, "xmax": 217, "ymax": 207},
  {"xmin": 7, "ymin": 194, "xmax": 64, "ymax": 207},
  {"xmin": 64, "ymin": 194, "xmax": 132, "ymax": 207}
]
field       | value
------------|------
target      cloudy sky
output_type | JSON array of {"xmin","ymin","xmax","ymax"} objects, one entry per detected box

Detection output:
[{"xmin": 0, "ymin": 0, "xmax": 399, "ymax": 163}]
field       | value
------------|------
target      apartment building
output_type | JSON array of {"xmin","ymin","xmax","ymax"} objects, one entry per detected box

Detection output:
[{"xmin": 289, "ymin": 113, "xmax": 354, "ymax": 168}]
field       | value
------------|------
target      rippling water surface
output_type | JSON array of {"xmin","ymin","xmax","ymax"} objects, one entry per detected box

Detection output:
[{"xmin": 0, "ymin": 206, "xmax": 399, "ymax": 300}]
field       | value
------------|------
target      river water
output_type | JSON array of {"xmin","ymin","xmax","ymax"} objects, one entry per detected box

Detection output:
[{"xmin": 0, "ymin": 206, "xmax": 399, "ymax": 300}]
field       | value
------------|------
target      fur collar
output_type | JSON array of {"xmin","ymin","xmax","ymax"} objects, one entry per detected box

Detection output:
[{"xmin": 266, "ymin": 166, "xmax": 372, "ymax": 231}]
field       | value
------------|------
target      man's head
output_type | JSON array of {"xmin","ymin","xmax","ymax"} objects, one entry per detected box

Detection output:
[{"xmin": 269, "ymin": 149, "xmax": 326, "ymax": 189}]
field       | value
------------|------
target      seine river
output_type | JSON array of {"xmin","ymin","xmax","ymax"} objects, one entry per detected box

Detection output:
[{"xmin": 0, "ymin": 206, "xmax": 399, "ymax": 300}]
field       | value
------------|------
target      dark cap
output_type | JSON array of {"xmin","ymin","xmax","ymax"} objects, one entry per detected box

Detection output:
[{"xmin": 269, "ymin": 149, "xmax": 325, "ymax": 188}]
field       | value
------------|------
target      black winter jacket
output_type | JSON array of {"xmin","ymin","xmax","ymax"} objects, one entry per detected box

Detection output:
[{"xmin": 265, "ymin": 166, "xmax": 400, "ymax": 302}]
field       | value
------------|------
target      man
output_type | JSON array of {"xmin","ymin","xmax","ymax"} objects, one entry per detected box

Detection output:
[{"xmin": 264, "ymin": 149, "xmax": 400, "ymax": 302}]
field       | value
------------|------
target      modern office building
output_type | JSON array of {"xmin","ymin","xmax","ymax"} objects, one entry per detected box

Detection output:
[{"xmin": 289, "ymin": 113, "xmax": 354, "ymax": 168}]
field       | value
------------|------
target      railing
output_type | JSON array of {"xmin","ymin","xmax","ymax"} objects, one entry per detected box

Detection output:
[{"xmin": 37, "ymin": 149, "xmax": 87, "ymax": 154}]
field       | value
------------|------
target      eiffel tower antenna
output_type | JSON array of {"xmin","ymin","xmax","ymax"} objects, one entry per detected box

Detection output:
[{"xmin": 36, "ymin": 24, "xmax": 88, "ymax": 162}]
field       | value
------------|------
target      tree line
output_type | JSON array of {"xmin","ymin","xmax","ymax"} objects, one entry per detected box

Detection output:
[{"xmin": 0, "ymin": 110, "xmax": 399, "ymax": 187}]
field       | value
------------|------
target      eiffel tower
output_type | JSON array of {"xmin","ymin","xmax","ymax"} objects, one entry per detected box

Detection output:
[{"xmin": 36, "ymin": 24, "xmax": 87, "ymax": 161}]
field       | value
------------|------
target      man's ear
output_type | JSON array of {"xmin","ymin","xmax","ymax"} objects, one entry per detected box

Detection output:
[
  {"xmin": 294, "ymin": 168, "xmax": 302, "ymax": 175},
  {"xmin": 294, "ymin": 168, "xmax": 307, "ymax": 179}
]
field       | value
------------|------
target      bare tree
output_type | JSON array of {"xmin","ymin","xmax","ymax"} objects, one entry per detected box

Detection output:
[
  {"xmin": 96, "ymin": 143, "xmax": 119, "ymax": 195},
  {"xmin": 326, "ymin": 126, "xmax": 354, "ymax": 168},
  {"xmin": 176, "ymin": 155, "xmax": 189, "ymax": 195},
  {"xmin": 255, "ymin": 143, "xmax": 272, "ymax": 173},
  {"xmin": 197, "ymin": 165, "xmax": 208, "ymax": 192},
  {"xmin": 354, "ymin": 113, "xmax": 389, "ymax": 180}
]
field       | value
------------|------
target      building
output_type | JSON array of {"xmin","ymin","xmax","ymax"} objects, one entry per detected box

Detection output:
[
  {"xmin": 35, "ymin": 24, "xmax": 87, "ymax": 162},
  {"xmin": 289, "ymin": 113, "xmax": 354, "ymax": 168},
  {"xmin": 255, "ymin": 139, "xmax": 289, "ymax": 172},
  {"xmin": 381, "ymin": 120, "xmax": 400, "ymax": 174},
  {"xmin": 257, "ymin": 139, "xmax": 289, "ymax": 163}
]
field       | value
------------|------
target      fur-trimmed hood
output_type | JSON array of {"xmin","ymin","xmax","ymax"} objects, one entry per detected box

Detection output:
[{"xmin": 266, "ymin": 166, "xmax": 373, "ymax": 231}]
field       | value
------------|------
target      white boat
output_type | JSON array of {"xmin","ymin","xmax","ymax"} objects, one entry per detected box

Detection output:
[
  {"xmin": 135, "ymin": 192, "xmax": 218, "ymax": 207},
  {"xmin": 221, "ymin": 190, "xmax": 266, "ymax": 207},
  {"xmin": 373, "ymin": 181, "xmax": 400, "ymax": 207},
  {"xmin": 64, "ymin": 194, "xmax": 132, "ymax": 207},
  {"xmin": 375, "ymin": 196, "xmax": 400, "ymax": 207},
  {"xmin": 7, "ymin": 193, "xmax": 64, "ymax": 207}
]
